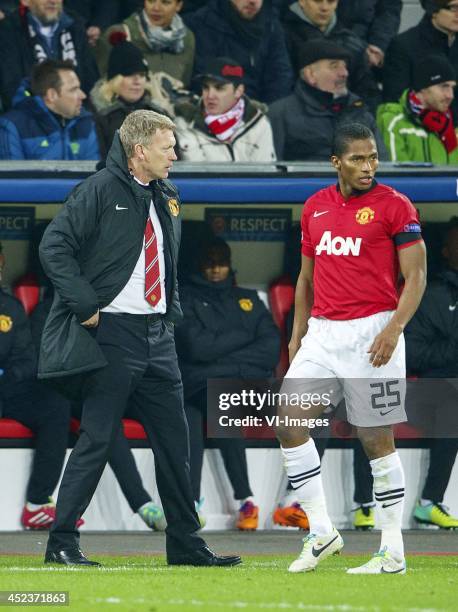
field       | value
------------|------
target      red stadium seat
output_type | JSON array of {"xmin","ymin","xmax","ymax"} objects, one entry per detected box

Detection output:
[
  {"xmin": 13, "ymin": 272, "xmax": 40, "ymax": 315},
  {"xmin": 0, "ymin": 418, "xmax": 34, "ymax": 438},
  {"xmin": 269, "ymin": 275, "xmax": 295, "ymax": 377}
]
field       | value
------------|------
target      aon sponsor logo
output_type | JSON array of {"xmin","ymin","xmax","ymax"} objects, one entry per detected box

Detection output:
[{"xmin": 315, "ymin": 231, "xmax": 362, "ymax": 256}]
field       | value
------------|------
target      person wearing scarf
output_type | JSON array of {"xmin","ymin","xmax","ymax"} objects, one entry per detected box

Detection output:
[
  {"xmin": 174, "ymin": 56, "xmax": 276, "ymax": 161},
  {"xmin": 97, "ymin": 0, "xmax": 195, "ymax": 88},
  {"xmin": 377, "ymin": 54, "xmax": 458, "ymax": 165}
]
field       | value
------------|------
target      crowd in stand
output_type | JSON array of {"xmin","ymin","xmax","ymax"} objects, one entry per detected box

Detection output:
[
  {"xmin": 0, "ymin": 0, "xmax": 457, "ymax": 533},
  {"xmin": 0, "ymin": 0, "xmax": 458, "ymax": 164}
]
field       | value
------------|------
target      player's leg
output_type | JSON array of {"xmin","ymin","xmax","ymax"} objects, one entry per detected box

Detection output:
[
  {"xmin": 276, "ymin": 325, "xmax": 344, "ymax": 572},
  {"xmin": 347, "ymin": 425, "xmax": 406, "ymax": 574}
]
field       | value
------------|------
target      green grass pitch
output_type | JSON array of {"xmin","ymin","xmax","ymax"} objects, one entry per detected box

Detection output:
[{"xmin": 0, "ymin": 554, "xmax": 456, "ymax": 611}]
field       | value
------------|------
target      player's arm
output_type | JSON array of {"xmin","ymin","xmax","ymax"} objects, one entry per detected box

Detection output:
[
  {"xmin": 289, "ymin": 254, "xmax": 314, "ymax": 363},
  {"xmin": 368, "ymin": 240, "xmax": 427, "ymax": 367}
]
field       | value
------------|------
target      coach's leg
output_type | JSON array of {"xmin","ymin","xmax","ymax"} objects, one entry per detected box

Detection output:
[{"xmin": 357, "ymin": 426, "xmax": 405, "ymax": 563}]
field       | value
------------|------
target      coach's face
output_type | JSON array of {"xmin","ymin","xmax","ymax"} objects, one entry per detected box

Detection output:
[
  {"xmin": 139, "ymin": 128, "xmax": 177, "ymax": 180},
  {"xmin": 331, "ymin": 138, "xmax": 379, "ymax": 192}
]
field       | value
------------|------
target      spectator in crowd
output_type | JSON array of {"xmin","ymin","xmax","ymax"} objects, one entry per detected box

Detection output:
[
  {"xmin": 0, "ymin": 0, "xmax": 99, "ymax": 109},
  {"xmin": 184, "ymin": 0, "xmax": 293, "ymax": 104},
  {"xmin": 174, "ymin": 57, "xmax": 276, "ymax": 162},
  {"xmin": 0, "ymin": 59, "xmax": 100, "ymax": 160},
  {"xmin": 282, "ymin": 0, "xmax": 379, "ymax": 108},
  {"xmin": 383, "ymin": 0, "xmax": 458, "ymax": 112},
  {"xmin": 64, "ymin": 0, "xmax": 119, "ymax": 47},
  {"xmin": 268, "ymin": 41, "xmax": 386, "ymax": 161},
  {"xmin": 377, "ymin": 55, "xmax": 458, "ymax": 165},
  {"xmin": 175, "ymin": 238, "xmax": 280, "ymax": 529},
  {"xmin": 97, "ymin": 0, "xmax": 195, "ymax": 89},
  {"xmin": 0, "ymin": 0, "xmax": 16, "ymax": 20},
  {"xmin": 404, "ymin": 217, "xmax": 458, "ymax": 529},
  {"xmin": 0, "ymin": 243, "xmax": 80, "ymax": 531},
  {"xmin": 91, "ymin": 34, "xmax": 170, "ymax": 158},
  {"xmin": 337, "ymin": 0, "xmax": 402, "ymax": 68}
]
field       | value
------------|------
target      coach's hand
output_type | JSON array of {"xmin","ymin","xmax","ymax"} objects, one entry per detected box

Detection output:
[
  {"xmin": 81, "ymin": 310, "xmax": 99, "ymax": 327},
  {"xmin": 368, "ymin": 322, "xmax": 402, "ymax": 368}
]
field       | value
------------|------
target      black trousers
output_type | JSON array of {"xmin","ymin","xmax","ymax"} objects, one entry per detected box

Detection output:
[
  {"xmin": 185, "ymin": 389, "xmax": 253, "ymax": 502},
  {"xmin": 47, "ymin": 313, "xmax": 204, "ymax": 556},
  {"xmin": 1, "ymin": 380, "xmax": 70, "ymax": 505}
]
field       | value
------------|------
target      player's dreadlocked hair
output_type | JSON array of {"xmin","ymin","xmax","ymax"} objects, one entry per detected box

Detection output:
[{"xmin": 332, "ymin": 123, "xmax": 376, "ymax": 157}]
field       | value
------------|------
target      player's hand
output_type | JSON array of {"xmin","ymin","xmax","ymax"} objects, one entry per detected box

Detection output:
[
  {"xmin": 288, "ymin": 336, "xmax": 302, "ymax": 364},
  {"xmin": 367, "ymin": 322, "xmax": 402, "ymax": 368},
  {"xmin": 81, "ymin": 310, "xmax": 99, "ymax": 327}
]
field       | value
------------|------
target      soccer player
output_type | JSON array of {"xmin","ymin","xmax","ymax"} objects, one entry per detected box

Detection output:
[{"xmin": 276, "ymin": 122, "xmax": 427, "ymax": 574}]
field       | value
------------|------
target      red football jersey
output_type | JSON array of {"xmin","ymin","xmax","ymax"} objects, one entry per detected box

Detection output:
[{"xmin": 301, "ymin": 182, "xmax": 422, "ymax": 320}]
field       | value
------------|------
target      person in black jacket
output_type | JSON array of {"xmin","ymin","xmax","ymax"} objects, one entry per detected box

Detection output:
[
  {"xmin": 176, "ymin": 238, "xmax": 280, "ymax": 530},
  {"xmin": 0, "ymin": 0, "xmax": 99, "ymax": 109},
  {"xmin": 0, "ymin": 246, "xmax": 72, "ymax": 531},
  {"xmin": 268, "ymin": 41, "xmax": 386, "ymax": 161},
  {"xmin": 337, "ymin": 0, "xmax": 402, "ymax": 68},
  {"xmin": 184, "ymin": 0, "xmax": 294, "ymax": 103},
  {"xmin": 404, "ymin": 217, "xmax": 458, "ymax": 529},
  {"xmin": 282, "ymin": 0, "xmax": 379, "ymax": 109},
  {"xmin": 39, "ymin": 109, "xmax": 241, "ymax": 568},
  {"xmin": 383, "ymin": 0, "xmax": 458, "ymax": 116}
]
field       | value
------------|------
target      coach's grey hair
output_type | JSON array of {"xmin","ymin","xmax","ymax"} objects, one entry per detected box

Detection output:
[{"xmin": 119, "ymin": 110, "xmax": 176, "ymax": 159}]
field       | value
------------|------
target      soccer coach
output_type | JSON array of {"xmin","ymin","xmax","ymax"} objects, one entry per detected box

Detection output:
[{"xmin": 38, "ymin": 110, "xmax": 241, "ymax": 568}]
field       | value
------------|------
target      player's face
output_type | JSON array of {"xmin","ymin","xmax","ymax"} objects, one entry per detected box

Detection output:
[
  {"xmin": 139, "ymin": 128, "xmax": 177, "ymax": 180},
  {"xmin": 418, "ymin": 81, "xmax": 456, "ymax": 113},
  {"xmin": 331, "ymin": 138, "xmax": 379, "ymax": 193},
  {"xmin": 202, "ymin": 263, "xmax": 231, "ymax": 282}
]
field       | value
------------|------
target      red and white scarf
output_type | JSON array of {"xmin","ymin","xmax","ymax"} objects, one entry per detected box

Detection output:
[
  {"xmin": 204, "ymin": 98, "xmax": 245, "ymax": 142},
  {"xmin": 408, "ymin": 90, "xmax": 457, "ymax": 153}
]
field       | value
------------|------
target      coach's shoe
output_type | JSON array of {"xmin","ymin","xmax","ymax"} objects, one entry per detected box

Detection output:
[
  {"xmin": 288, "ymin": 527, "xmax": 343, "ymax": 573},
  {"xmin": 236, "ymin": 501, "xmax": 259, "ymax": 530},
  {"xmin": 138, "ymin": 501, "xmax": 167, "ymax": 531},
  {"xmin": 353, "ymin": 505, "xmax": 375, "ymax": 531},
  {"xmin": 167, "ymin": 546, "xmax": 242, "ymax": 567},
  {"xmin": 413, "ymin": 501, "xmax": 458, "ymax": 529},
  {"xmin": 44, "ymin": 548, "xmax": 100, "ymax": 567},
  {"xmin": 347, "ymin": 547, "xmax": 406, "ymax": 574},
  {"xmin": 273, "ymin": 503, "xmax": 309, "ymax": 530}
]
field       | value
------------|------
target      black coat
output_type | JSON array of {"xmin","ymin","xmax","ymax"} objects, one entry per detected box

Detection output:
[
  {"xmin": 337, "ymin": 0, "xmax": 402, "ymax": 53},
  {"xmin": 38, "ymin": 133, "xmax": 183, "ymax": 381},
  {"xmin": 0, "ymin": 290, "xmax": 37, "ymax": 396},
  {"xmin": 95, "ymin": 95, "xmax": 168, "ymax": 159},
  {"xmin": 0, "ymin": 8, "xmax": 99, "ymax": 109},
  {"xmin": 184, "ymin": 0, "xmax": 293, "ymax": 103},
  {"xmin": 268, "ymin": 79, "xmax": 386, "ymax": 161},
  {"xmin": 383, "ymin": 15, "xmax": 458, "ymax": 106},
  {"xmin": 283, "ymin": 5, "xmax": 379, "ymax": 107},
  {"xmin": 175, "ymin": 275, "xmax": 280, "ymax": 398},
  {"xmin": 405, "ymin": 268, "xmax": 458, "ymax": 378}
]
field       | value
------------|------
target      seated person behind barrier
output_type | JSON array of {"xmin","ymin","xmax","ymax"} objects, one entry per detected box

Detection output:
[
  {"xmin": 175, "ymin": 238, "xmax": 280, "ymax": 529},
  {"xmin": 404, "ymin": 216, "xmax": 458, "ymax": 529},
  {"xmin": 174, "ymin": 57, "xmax": 276, "ymax": 162},
  {"xmin": 30, "ymin": 287, "xmax": 167, "ymax": 532},
  {"xmin": 0, "ymin": 243, "xmax": 77, "ymax": 530},
  {"xmin": 0, "ymin": 59, "xmax": 100, "ymax": 160},
  {"xmin": 377, "ymin": 55, "xmax": 458, "ymax": 165},
  {"xmin": 91, "ymin": 33, "xmax": 170, "ymax": 159},
  {"xmin": 268, "ymin": 41, "xmax": 386, "ymax": 161}
]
